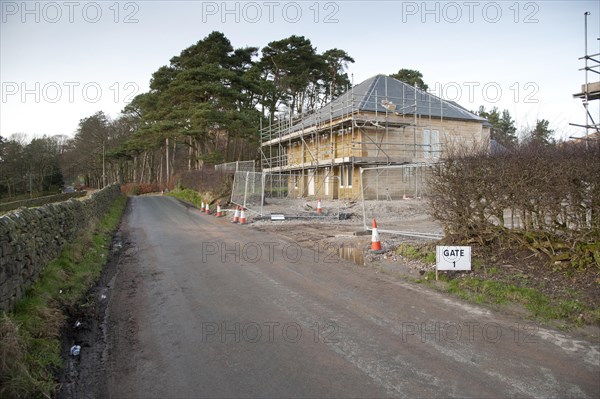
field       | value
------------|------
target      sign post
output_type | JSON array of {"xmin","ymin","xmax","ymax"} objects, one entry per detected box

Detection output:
[{"xmin": 436, "ymin": 246, "xmax": 471, "ymax": 280}]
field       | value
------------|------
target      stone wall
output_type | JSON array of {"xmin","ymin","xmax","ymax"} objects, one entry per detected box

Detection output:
[{"xmin": 0, "ymin": 185, "xmax": 122, "ymax": 312}]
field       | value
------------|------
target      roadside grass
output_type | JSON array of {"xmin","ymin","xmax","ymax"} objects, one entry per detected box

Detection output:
[
  {"xmin": 167, "ymin": 188, "xmax": 203, "ymax": 208},
  {"xmin": 0, "ymin": 195, "xmax": 127, "ymax": 398},
  {"xmin": 396, "ymin": 243, "xmax": 436, "ymax": 264},
  {"xmin": 418, "ymin": 270, "xmax": 599, "ymax": 327},
  {"xmin": 392, "ymin": 243, "xmax": 599, "ymax": 326}
]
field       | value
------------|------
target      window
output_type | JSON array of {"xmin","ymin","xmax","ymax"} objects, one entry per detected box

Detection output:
[
  {"xmin": 347, "ymin": 165, "xmax": 353, "ymax": 187},
  {"xmin": 432, "ymin": 130, "xmax": 440, "ymax": 158},
  {"xmin": 423, "ymin": 129, "xmax": 440, "ymax": 159},
  {"xmin": 339, "ymin": 165, "xmax": 353, "ymax": 187},
  {"xmin": 293, "ymin": 174, "xmax": 299, "ymax": 189}
]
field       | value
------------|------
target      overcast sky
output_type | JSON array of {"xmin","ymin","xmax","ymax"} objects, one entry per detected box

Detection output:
[{"xmin": 1, "ymin": 0, "xmax": 599, "ymax": 141}]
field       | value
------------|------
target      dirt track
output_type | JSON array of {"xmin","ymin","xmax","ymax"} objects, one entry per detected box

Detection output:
[{"xmin": 59, "ymin": 196, "xmax": 600, "ymax": 398}]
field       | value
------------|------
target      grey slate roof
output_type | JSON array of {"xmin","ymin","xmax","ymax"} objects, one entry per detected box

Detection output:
[{"xmin": 288, "ymin": 74, "xmax": 487, "ymax": 132}]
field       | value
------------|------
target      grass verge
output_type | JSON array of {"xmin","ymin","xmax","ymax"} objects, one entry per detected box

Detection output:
[
  {"xmin": 0, "ymin": 195, "xmax": 127, "ymax": 398},
  {"xmin": 417, "ymin": 269, "xmax": 599, "ymax": 328},
  {"xmin": 392, "ymin": 243, "xmax": 599, "ymax": 327},
  {"xmin": 166, "ymin": 188, "xmax": 203, "ymax": 208}
]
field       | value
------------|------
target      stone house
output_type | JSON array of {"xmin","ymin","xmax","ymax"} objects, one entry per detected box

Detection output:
[{"xmin": 260, "ymin": 74, "xmax": 490, "ymax": 199}]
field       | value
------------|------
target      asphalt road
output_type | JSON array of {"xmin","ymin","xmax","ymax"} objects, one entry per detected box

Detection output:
[{"xmin": 105, "ymin": 195, "xmax": 600, "ymax": 398}]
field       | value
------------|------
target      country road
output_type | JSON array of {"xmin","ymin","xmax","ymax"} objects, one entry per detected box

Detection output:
[{"xmin": 98, "ymin": 196, "xmax": 599, "ymax": 398}]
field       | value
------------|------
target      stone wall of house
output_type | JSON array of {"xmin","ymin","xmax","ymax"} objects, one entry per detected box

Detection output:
[{"xmin": 0, "ymin": 184, "xmax": 121, "ymax": 312}]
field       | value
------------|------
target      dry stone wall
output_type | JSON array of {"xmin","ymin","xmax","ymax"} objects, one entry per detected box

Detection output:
[{"xmin": 0, "ymin": 185, "xmax": 121, "ymax": 312}]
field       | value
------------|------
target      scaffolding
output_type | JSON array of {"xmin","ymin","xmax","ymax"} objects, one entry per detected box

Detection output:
[
  {"xmin": 259, "ymin": 75, "xmax": 476, "ymax": 200},
  {"xmin": 570, "ymin": 11, "xmax": 600, "ymax": 146}
]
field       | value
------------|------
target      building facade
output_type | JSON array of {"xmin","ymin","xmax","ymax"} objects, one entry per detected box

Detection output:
[{"xmin": 260, "ymin": 74, "xmax": 490, "ymax": 199}]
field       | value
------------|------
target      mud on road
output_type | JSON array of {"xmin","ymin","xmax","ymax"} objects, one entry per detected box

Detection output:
[
  {"xmin": 56, "ymin": 208, "xmax": 140, "ymax": 399},
  {"xmin": 251, "ymin": 197, "xmax": 442, "ymax": 278}
]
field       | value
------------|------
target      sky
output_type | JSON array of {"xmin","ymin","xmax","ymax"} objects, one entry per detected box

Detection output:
[{"xmin": 1, "ymin": 0, "xmax": 599, "ymax": 142}]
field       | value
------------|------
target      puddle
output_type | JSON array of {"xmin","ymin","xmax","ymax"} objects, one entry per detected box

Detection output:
[{"xmin": 337, "ymin": 246, "xmax": 366, "ymax": 266}]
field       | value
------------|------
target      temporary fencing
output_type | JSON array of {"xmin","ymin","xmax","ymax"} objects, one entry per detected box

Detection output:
[{"xmin": 360, "ymin": 164, "xmax": 443, "ymax": 239}]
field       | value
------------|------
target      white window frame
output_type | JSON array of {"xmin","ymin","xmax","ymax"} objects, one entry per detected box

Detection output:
[
  {"xmin": 346, "ymin": 165, "xmax": 353, "ymax": 188},
  {"xmin": 423, "ymin": 129, "xmax": 440, "ymax": 159},
  {"xmin": 431, "ymin": 130, "xmax": 440, "ymax": 159}
]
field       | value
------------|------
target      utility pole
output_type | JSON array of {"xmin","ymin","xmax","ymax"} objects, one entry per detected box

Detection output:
[{"xmin": 584, "ymin": 11, "xmax": 590, "ymax": 151}]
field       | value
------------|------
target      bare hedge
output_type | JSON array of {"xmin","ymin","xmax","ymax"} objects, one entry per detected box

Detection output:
[
  {"xmin": 175, "ymin": 168, "xmax": 233, "ymax": 201},
  {"xmin": 428, "ymin": 141, "xmax": 600, "ymax": 246}
]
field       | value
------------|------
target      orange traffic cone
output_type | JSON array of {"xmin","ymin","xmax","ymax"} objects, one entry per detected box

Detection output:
[
  {"xmin": 216, "ymin": 203, "xmax": 223, "ymax": 217},
  {"xmin": 371, "ymin": 219, "xmax": 382, "ymax": 251},
  {"xmin": 200, "ymin": 201, "xmax": 205, "ymax": 212},
  {"xmin": 316, "ymin": 198, "xmax": 322, "ymax": 214},
  {"xmin": 205, "ymin": 203, "xmax": 210, "ymax": 215},
  {"xmin": 232, "ymin": 206, "xmax": 240, "ymax": 223},
  {"xmin": 239, "ymin": 208, "xmax": 247, "ymax": 224}
]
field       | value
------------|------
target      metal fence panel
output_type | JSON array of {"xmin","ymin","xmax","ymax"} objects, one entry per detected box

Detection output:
[
  {"xmin": 360, "ymin": 164, "xmax": 442, "ymax": 239},
  {"xmin": 215, "ymin": 160, "xmax": 255, "ymax": 173},
  {"xmin": 231, "ymin": 171, "xmax": 346, "ymax": 218},
  {"xmin": 264, "ymin": 174, "xmax": 289, "ymax": 199},
  {"xmin": 231, "ymin": 171, "xmax": 265, "ymax": 215}
]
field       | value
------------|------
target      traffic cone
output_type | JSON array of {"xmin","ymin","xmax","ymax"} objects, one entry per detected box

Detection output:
[
  {"xmin": 205, "ymin": 203, "xmax": 210, "ymax": 215},
  {"xmin": 201, "ymin": 201, "xmax": 205, "ymax": 212},
  {"xmin": 232, "ymin": 206, "xmax": 240, "ymax": 223},
  {"xmin": 371, "ymin": 219, "xmax": 382, "ymax": 251},
  {"xmin": 316, "ymin": 198, "xmax": 322, "ymax": 214},
  {"xmin": 216, "ymin": 203, "xmax": 223, "ymax": 217},
  {"xmin": 239, "ymin": 208, "xmax": 247, "ymax": 224}
]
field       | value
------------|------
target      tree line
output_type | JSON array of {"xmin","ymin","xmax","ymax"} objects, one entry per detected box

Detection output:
[
  {"xmin": 0, "ymin": 31, "xmax": 562, "ymax": 198},
  {"xmin": 1, "ymin": 31, "xmax": 356, "ymax": 197}
]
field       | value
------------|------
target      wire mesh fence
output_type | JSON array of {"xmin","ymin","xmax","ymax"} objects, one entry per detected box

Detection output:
[
  {"xmin": 360, "ymin": 164, "xmax": 443, "ymax": 239},
  {"xmin": 264, "ymin": 173, "xmax": 289, "ymax": 199},
  {"xmin": 231, "ymin": 171, "xmax": 344, "ymax": 218},
  {"xmin": 231, "ymin": 171, "xmax": 266, "ymax": 215},
  {"xmin": 214, "ymin": 160, "xmax": 255, "ymax": 173},
  {"xmin": 360, "ymin": 163, "xmax": 432, "ymax": 201}
]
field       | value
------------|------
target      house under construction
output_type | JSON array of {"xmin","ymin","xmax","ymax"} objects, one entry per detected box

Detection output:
[{"xmin": 260, "ymin": 74, "xmax": 491, "ymax": 199}]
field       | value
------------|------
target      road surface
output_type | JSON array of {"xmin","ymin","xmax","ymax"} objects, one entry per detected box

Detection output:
[{"xmin": 103, "ymin": 196, "xmax": 599, "ymax": 398}]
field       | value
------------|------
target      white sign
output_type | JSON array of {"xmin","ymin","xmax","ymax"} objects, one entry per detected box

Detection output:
[{"xmin": 436, "ymin": 246, "xmax": 471, "ymax": 271}]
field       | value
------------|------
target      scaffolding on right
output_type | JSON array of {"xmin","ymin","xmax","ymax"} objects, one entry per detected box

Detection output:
[{"xmin": 570, "ymin": 11, "xmax": 600, "ymax": 144}]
